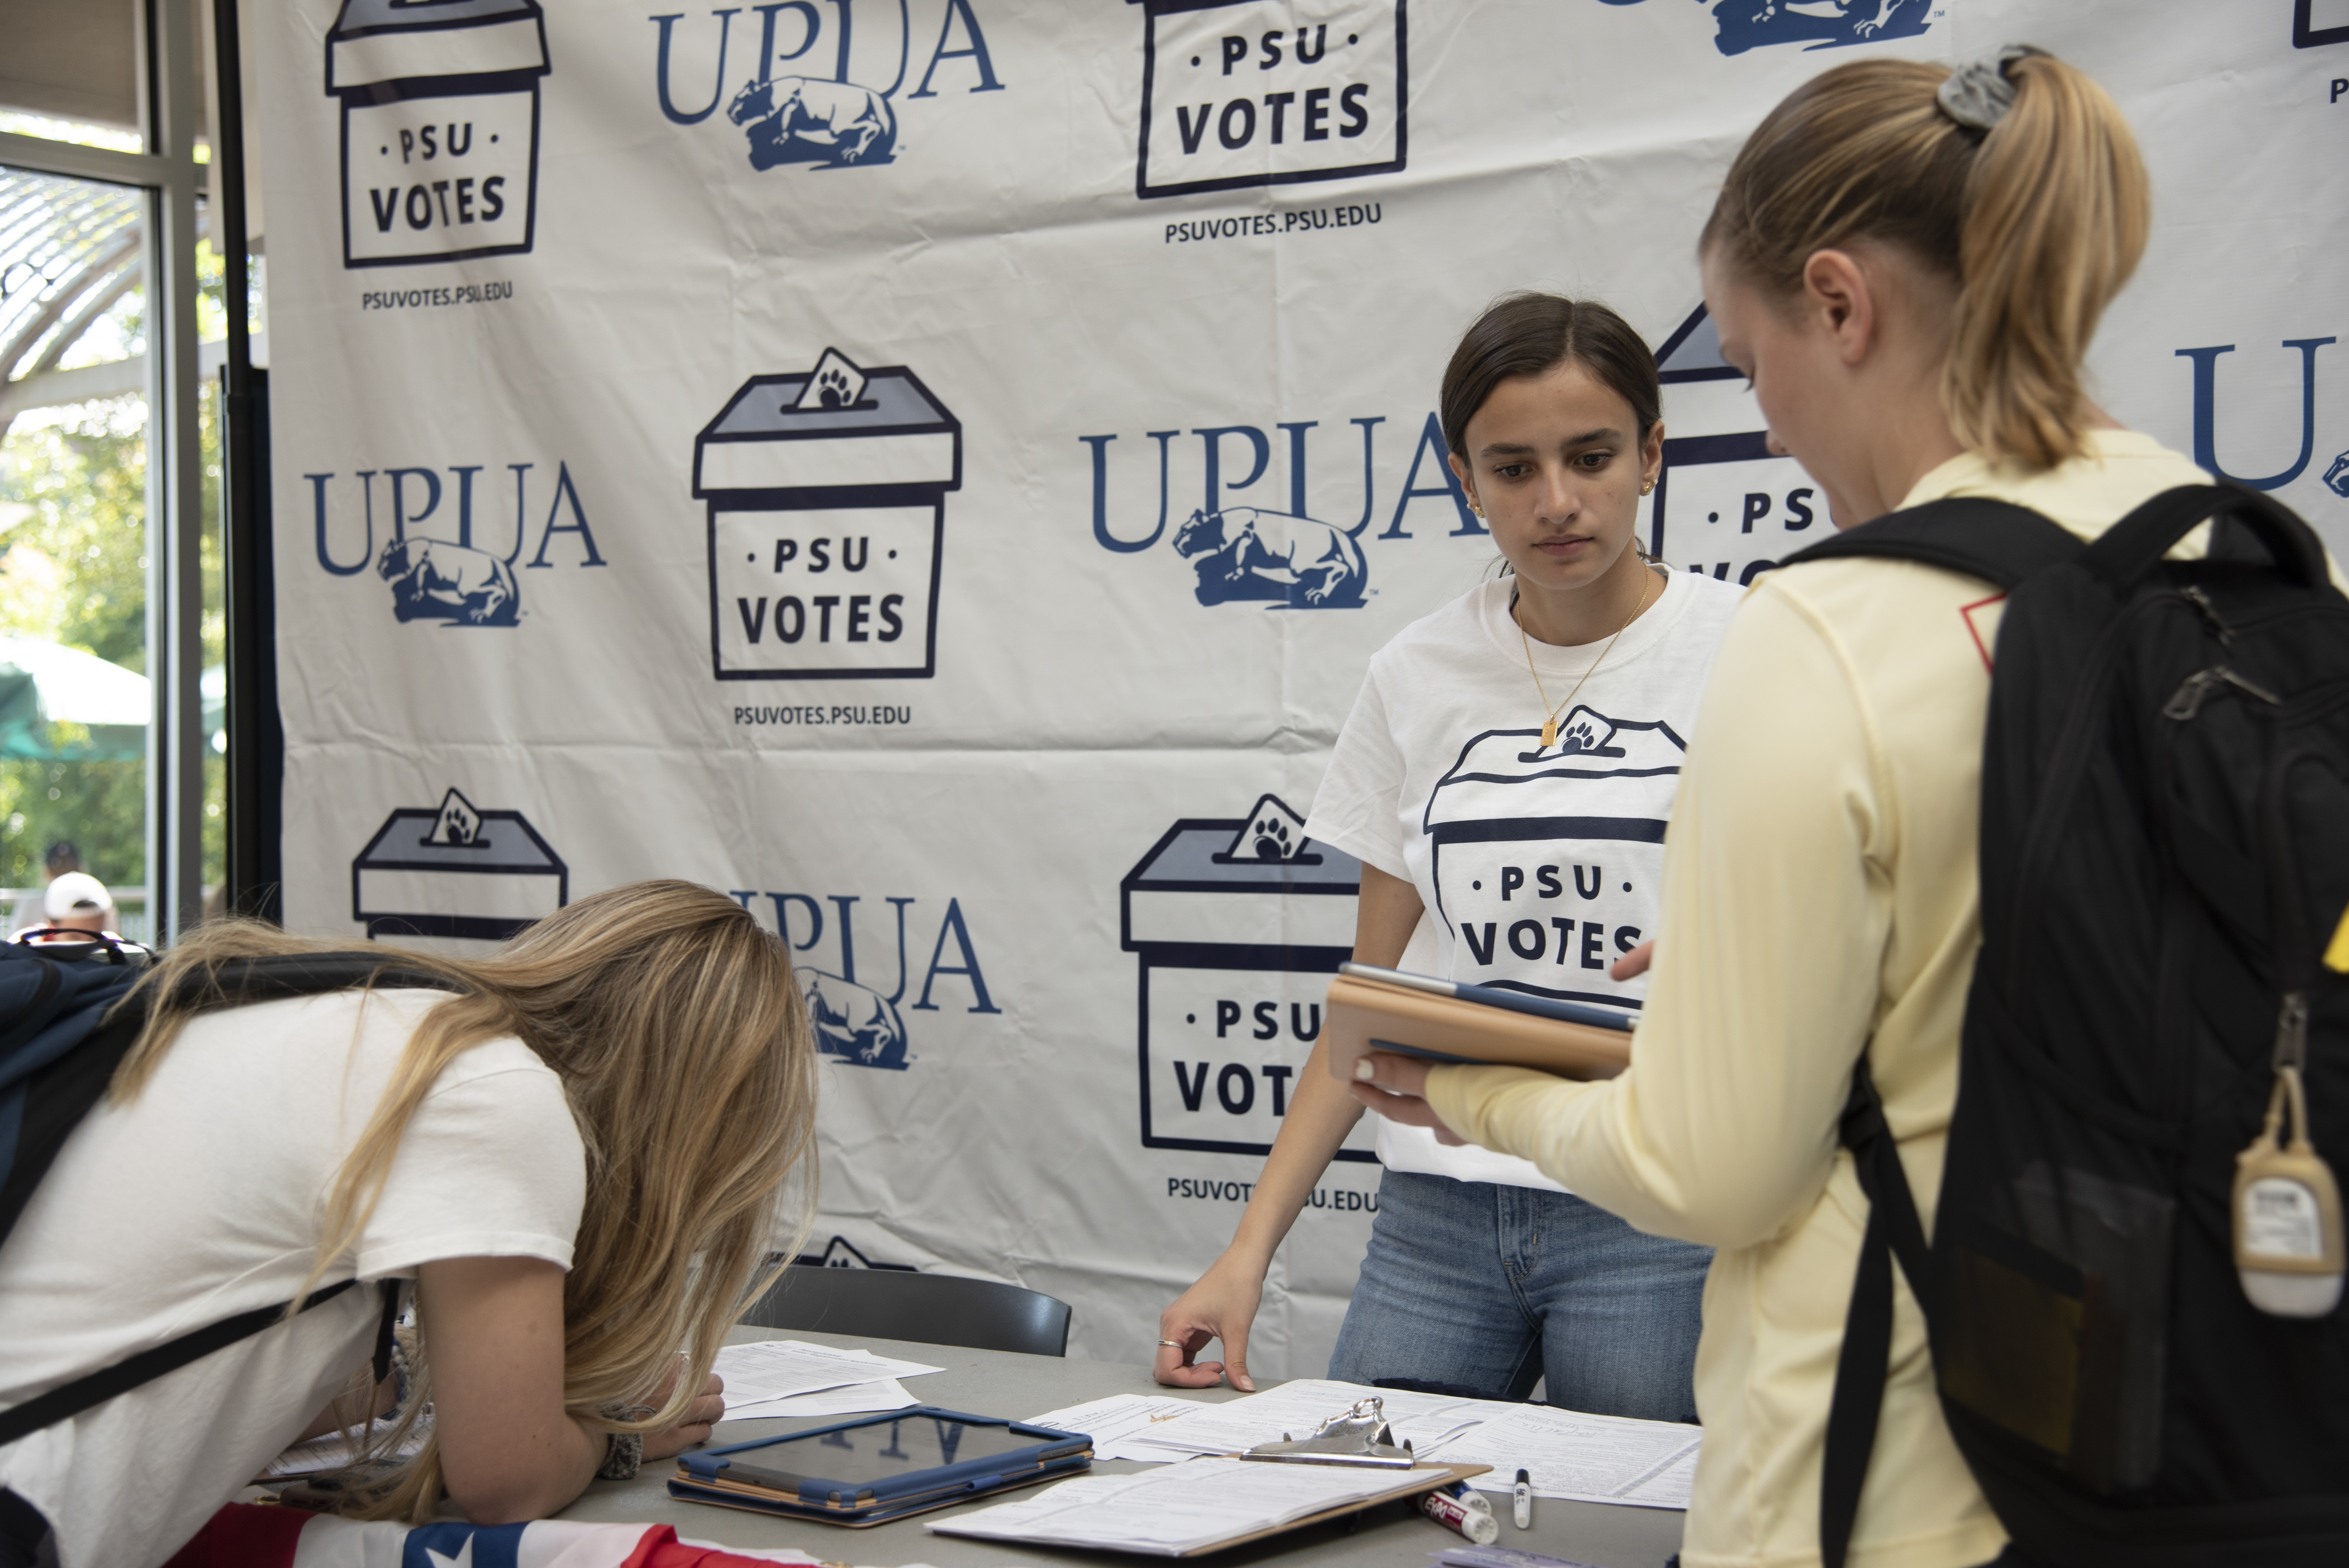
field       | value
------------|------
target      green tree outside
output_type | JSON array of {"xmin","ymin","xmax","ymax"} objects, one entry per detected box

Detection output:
[{"xmin": 0, "ymin": 237, "xmax": 229, "ymax": 920}]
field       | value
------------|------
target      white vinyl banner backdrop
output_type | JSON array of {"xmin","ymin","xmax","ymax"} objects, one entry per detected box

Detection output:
[{"xmin": 258, "ymin": 0, "xmax": 2349, "ymax": 1374}]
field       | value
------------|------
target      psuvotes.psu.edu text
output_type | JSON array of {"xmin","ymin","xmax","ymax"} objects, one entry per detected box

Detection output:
[
  {"xmin": 1165, "ymin": 202, "xmax": 1382, "ymax": 244},
  {"xmin": 360, "ymin": 281, "xmax": 515, "ymax": 310},
  {"xmin": 1167, "ymin": 1178, "xmax": 1378, "ymax": 1211},
  {"xmin": 733, "ymin": 704, "xmax": 913, "ymax": 727}
]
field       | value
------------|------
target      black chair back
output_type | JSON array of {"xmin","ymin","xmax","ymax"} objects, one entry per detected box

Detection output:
[{"xmin": 741, "ymin": 1264, "xmax": 1072, "ymax": 1357}]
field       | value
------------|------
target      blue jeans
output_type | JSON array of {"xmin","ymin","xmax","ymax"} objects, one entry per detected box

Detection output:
[{"xmin": 1327, "ymin": 1168, "xmax": 1709, "ymax": 1423}]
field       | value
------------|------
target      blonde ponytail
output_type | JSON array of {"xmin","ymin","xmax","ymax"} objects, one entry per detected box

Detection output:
[
  {"xmin": 1946, "ymin": 52, "xmax": 2150, "ymax": 469},
  {"xmin": 1702, "ymin": 50, "xmax": 2151, "ymax": 471}
]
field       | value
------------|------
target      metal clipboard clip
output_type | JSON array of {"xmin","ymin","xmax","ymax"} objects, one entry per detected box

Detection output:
[{"xmin": 1239, "ymin": 1396, "xmax": 1417, "ymax": 1468}]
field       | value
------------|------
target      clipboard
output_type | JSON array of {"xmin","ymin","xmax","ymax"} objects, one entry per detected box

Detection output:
[
  {"xmin": 669, "ymin": 1406, "xmax": 1092, "ymax": 1528},
  {"xmin": 925, "ymin": 1458, "xmax": 1493, "ymax": 1556},
  {"xmin": 1323, "ymin": 971, "xmax": 1631, "ymax": 1083},
  {"xmin": 1180, "ymin": 1462, "xmax": 1492, "ymax": 1556}
]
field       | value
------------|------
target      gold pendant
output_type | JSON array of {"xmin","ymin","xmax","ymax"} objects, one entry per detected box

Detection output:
[{"xmin": 1541, "ymin": 717, "xmax": 1558, "ymax": 749}]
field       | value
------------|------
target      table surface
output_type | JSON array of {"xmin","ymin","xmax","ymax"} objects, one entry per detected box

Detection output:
[{"xmin": 558, "ymin": 1327, "xmax": 1686, "ymax": 1568}]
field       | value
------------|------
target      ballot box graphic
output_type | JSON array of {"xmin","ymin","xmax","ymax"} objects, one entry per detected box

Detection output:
[
  {"xmin": 1121, "ymin": 793, "xmax": 1371, "ymax": 1160},
  {"xmin": 793, "ymin": 1235, "xmax": 917, "ymax": 1270},
  {"xmin": 695, "ymin": 349, "xmax": 963, "ymax": 681},
  {"xmin": 326, "ymin": 0, "xmax": 551, "ymax": 268},
  {"xmin": 1648, "ymin": 305, "xmax": 1825, "ymax": 586},
  {"xmin": 351, "ymin": 788, "xmax": 568, "ymax": 940}
]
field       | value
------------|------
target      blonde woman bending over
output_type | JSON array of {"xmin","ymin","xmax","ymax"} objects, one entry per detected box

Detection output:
[
  {"xmin": 1349, "ymin": 48, "xmax": 2230, "ymax": 1568},
  {"xmin": 0, "ymin": 881, "xmax": 816, "ymax": 1568}
]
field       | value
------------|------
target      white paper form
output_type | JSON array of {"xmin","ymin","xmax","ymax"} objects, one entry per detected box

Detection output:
[
  {"xmin": 711, "ymin": 1340, "xmax": 943, "ymax": 1409},
  {"xmin": 260, "ymin": 1416, "xmax": 428, "ymax": 1479},
  {"xmin": 1112, "ymin": 1378, "xmax": 1492, "ymax": 1462},
  {"xmin": 926, "ymin": 1455, "xmax": 1413, "ymax": 1555},
  {"xmin": 724, "ymin": 1377, "xmax": 920, "ymax": 1421},
  {"xmin": 1020, "ymin": 1393, "xmax": 1219, "ymax": 1459},
  {"xmin": 1431, "ymin": 1403, "xmax": 1702, "ymax": 1509},
  {"xmin": 673, "ymin": 1547, "xmax": 939, "ymax": 1567}
]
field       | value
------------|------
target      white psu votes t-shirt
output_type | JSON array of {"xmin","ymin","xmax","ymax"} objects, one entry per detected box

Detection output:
[
  {"xmin": 1306, "ymin": 568, "xmax": 1743, "ymax": 1190},
  {"xmin": 0, "ymin": 987, "xmax": 585, "ymax": 1568}
]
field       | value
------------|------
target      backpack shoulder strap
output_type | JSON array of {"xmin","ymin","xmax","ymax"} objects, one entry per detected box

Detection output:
[
  {"xmin": 0, "ymin": 1278, "xmax": 400, "ymax": 1448},
  {"xmin": 168, "ymin": 951, "xmax": 460, "ymax": 1007},
  {"xmin": 2076, "ymin": 481, "xmax": 2330, "ymax": 593},
  {"xmin": 0, "ymin": 951, "xmax": 457, "ymax": 1444},
  {"xmin": 1781, "ymin": 497, "xmax": 2082, "ymax": 590},
  {"xmin": 1819, "ymin": 1055, "xmax": 1941, "ymax": 1568}
]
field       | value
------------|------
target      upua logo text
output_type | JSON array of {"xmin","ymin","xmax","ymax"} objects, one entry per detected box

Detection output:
[
  {"xmin": 728, "ymin": 890, "xmax": 1001, "ymax": 1070},
  {"xmin": 1081, "ymin": 412, "xmax": 1481, "ymax": 609},
  {"xmin": 303, "ymin": 462, "xmax": 609, "ymax": 628},
  {"xmin": 651, "ymin": 0, "xmax": 1005, "ymax": 171}
]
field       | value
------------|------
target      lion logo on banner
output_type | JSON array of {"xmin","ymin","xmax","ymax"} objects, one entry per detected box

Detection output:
[
  {"xmin": 1595, "ymin": 0, "xmax": 1936, "ymax": 55},
  {"xmin": 377, "ymin": 536, "xmax": 521, "ymax": 627},
  {"xmin": 1173, "ymin": 507, "xmax": 1368, "ymax": 609},
  {"xmin": 801, "ymin": 968, "xmax": 910, "ymax": 1069},
  {"xmin": 727, "ymin": 75, "xmax": 898, "ymax": 168}
]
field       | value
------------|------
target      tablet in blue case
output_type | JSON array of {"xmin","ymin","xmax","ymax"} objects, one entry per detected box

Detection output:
[{"xmin": 668, "ymin": 1405, "xmax": 1092, "ymax": 1527}]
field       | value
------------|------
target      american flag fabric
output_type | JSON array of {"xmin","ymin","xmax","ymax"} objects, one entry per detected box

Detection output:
[{"xmin": 160, "ymin": 1502, "xmax": 942, "ymax": 1568}]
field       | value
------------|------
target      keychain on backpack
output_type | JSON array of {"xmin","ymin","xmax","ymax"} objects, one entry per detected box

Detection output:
[{"xmin": 2233, "ymin": 991, "xmax": 2345, "ymax": 1317}]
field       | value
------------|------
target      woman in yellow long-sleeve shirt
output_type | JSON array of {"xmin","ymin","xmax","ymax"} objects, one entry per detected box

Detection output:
[{"xmin": 1347, "ymin": 47, "xmax": 2194, "ymax": 1568}]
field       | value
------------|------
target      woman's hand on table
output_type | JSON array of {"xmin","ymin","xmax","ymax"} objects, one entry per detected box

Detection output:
[
  {"xmin": 1155, "ymin": 1251, "xmax": 1265, "ymax": 1392},
  {"xmin": 1345, "ymin": 1052, "xmax": 1467, "ymax": 1145},
  {"xmin": 639, "ymin": 1356, "xmax": 727, "ymax": 1461}
]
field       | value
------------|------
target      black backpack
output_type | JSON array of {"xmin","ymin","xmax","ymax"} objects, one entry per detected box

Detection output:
[
  {"xmin": 1788, "ymin": 484, "xmax": 2349, "ymax": 1568},
  {"xmin": 0, "ymin": 939, "xmax": 456, "ymax": 1447}
]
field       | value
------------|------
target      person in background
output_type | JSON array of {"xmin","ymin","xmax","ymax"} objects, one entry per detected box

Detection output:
[
  {"xmin": 36, "ymin": 872, "xmax": 113, "ymax": 937},
  {"xmin": 1158, "ymin": 295, "xmax": 1742, "ymax": 1418},
  {"xmin": 0, "ymin": 880, "xmax": 818, "ymax": 1568},
  {"xmin": 1347, "ymin": 46, "xmax": 2204, "ymax": 1568},
  {"xmin": 7, "ymin": 843, "xmax": 80, "ymax": 936}
]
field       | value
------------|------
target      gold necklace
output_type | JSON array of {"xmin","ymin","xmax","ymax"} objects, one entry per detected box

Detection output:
[{"xmin": 1518, "ymin": 565, "xmax": 1657, "ymax": 750}]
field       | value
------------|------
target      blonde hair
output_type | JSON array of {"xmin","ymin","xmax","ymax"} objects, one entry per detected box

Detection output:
[
  {"xmin": 110, "ymin": 880, "xmax": 818, "ymax": 1521},
  {"xmin": 1700, "ymin": 52, "xmax": 2151, "ymax": 470}
]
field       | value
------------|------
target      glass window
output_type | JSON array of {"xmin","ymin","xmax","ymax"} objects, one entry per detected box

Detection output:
[
  {"xmin": 0, "ymin": 164, "xmax": 152, "ymax": 941},
  {"xmin": 0, "ymin": 0, "xmax": 146, "ymax": 153}
]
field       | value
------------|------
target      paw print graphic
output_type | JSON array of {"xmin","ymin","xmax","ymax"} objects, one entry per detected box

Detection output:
[
  {"xmin": 815, "ymin": 366, "xmax": 853, "ymax": 409},
  {"xmin": 1560, "ymin": 716, "xmax": 1601, "ymax": 754},
  {"xmin": 1251, "ymin": 816, "xmax": 1293, "ymax": 861}
]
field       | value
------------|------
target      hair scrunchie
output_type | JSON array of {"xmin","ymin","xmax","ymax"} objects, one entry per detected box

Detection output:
[
  {"xmin": 597, "ymin": 1430, "xmax": 644, "ymax": 1481},
  {"xmin": 1935, "ymin": 43, "xmax": 2049, "ymax": 131}
]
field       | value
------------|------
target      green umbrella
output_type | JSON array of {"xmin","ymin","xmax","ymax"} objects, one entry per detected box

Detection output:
[{"xmin": 0, "ymin": 634, "xmax": 148, "ymax": 761}]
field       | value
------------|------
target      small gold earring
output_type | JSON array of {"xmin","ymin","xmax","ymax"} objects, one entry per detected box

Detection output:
[
  {"xmin": 1469, "ymin": 500, "xmax": 1484, "ymax": 517},
  {"xmin": 1640, "ymin": 481, "xmax": 1653, "ymax": 495}
]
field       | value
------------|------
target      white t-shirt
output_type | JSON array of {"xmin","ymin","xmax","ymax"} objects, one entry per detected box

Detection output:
[
  {"xmin": 1305, "ymin": 569, "xmax": 1743, "ymax": 1189},
  {"xmin": 0, "ymin": 987, "xmax": 585, "ymax": 1568}
]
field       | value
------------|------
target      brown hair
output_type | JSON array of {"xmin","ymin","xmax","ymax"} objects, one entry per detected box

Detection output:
[
  {"xmin": 1440, "ymin": 293, "xmax": 1661, "ymax": 458},
  {"xmin": 111, "ymin": 880, "xmax": 818, "ymax": 1520},
  {"xmin": 1700, "ymin": 52, "xmax": 2150, "ymax": 471}
]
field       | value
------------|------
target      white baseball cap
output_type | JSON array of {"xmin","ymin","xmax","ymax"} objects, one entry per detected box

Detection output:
[{"xmin": 43, "ymin": 871, "xmax": 114, "ymax": 920}]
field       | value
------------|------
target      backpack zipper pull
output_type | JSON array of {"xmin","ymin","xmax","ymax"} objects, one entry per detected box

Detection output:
[
  {"xmin": 2274, "ymin": 990, "xmax": 2310, "ymax": 1074},
  {"xmin": 2164, "ymin": 664, "xmax": 2283, "ymax": 720},
  {"xmin": 2181, "ymin": 585, "xmax": 2234, "ymax": 645}
]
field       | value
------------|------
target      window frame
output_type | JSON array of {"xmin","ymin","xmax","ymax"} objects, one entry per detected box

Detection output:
[{"xmin": 0, "ymin": 0, "xmax": 209, "ymax": 941}]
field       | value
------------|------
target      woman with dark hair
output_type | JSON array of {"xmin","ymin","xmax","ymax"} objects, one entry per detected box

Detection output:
[{"xmin": 1156, "ymin": 294, "xmax": 1741, "ymax": 1418}]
